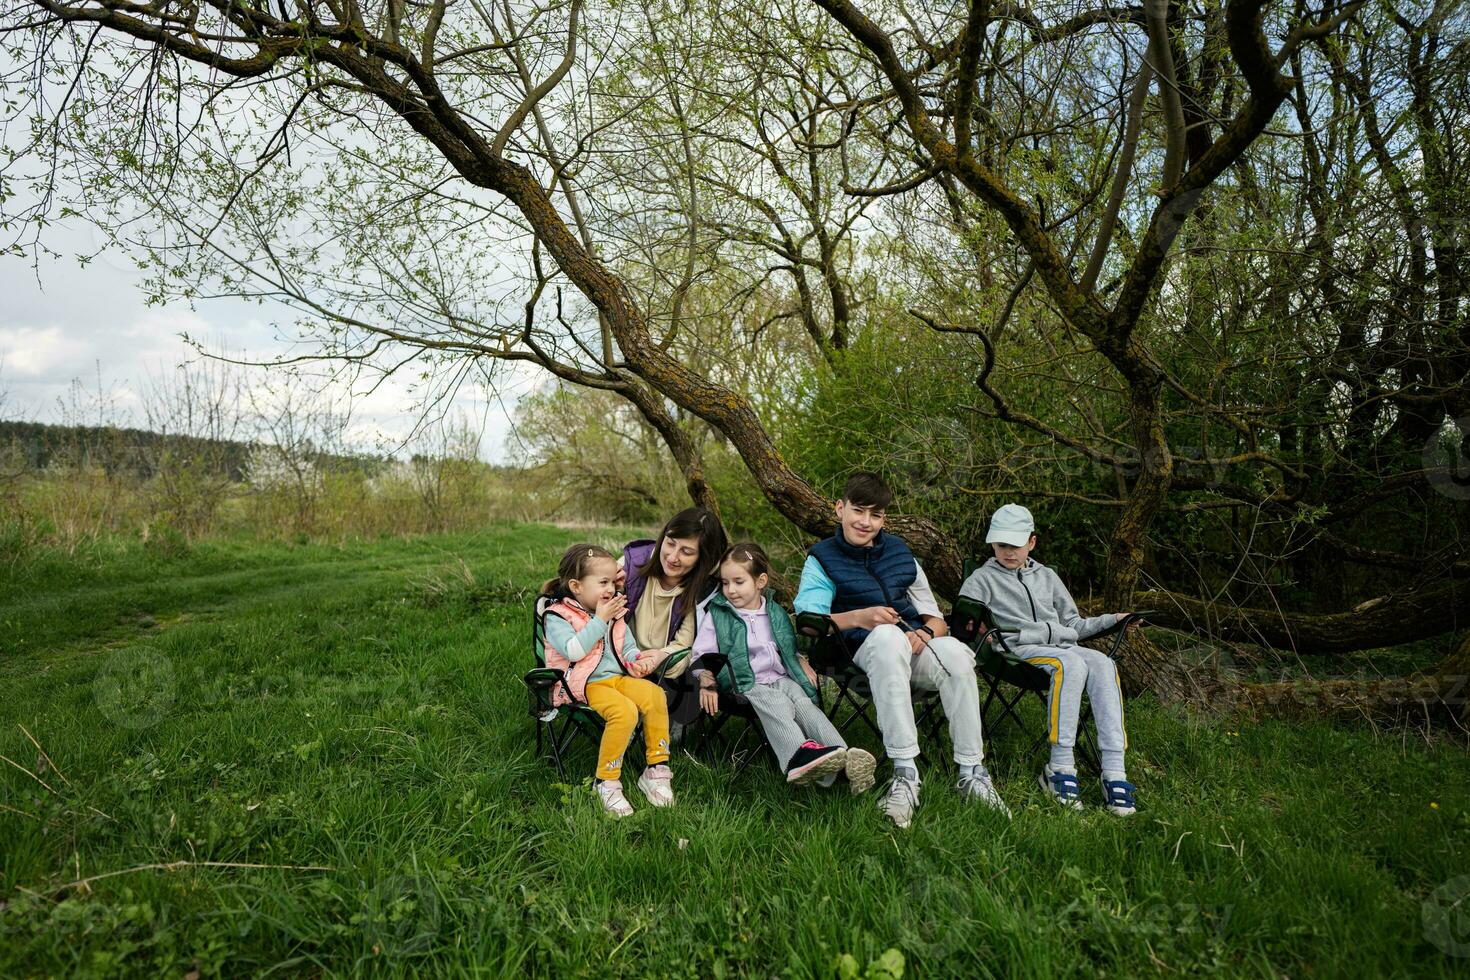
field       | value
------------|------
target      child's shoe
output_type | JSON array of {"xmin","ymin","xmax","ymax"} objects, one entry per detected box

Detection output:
[
  {"xmin": 636, "ymin": 764, "xmax": 675, "ymax": 807},
  {"xmin": 787, "ymin": 742, "xmax": 847, "ymax": 785},
  {"xmin": 596, "ymin": 779, "xmax": 634, "ymax": 818},
  {"xmin": 957, "ymin": 765, "xmax": 1011, "ymax": 818},
  {"xmin": 1038, "ymin": 764, "xmax": 1083, "ymax": 810},
  {"xmin": 1101, "ymin": 775, "xmax": 1138, "ymax": 816},
  {"xmin": 844, "ymin": 748, "xmax": 877, "ymax": 795}
]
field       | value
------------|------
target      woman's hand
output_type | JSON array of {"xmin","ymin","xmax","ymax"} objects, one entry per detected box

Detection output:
[
  {"xmin": 627, "ymin": 650, "xmax": 667, "ymax": 678},
  {"xmin": 699, "ymin": 684, "xmax": 720, "ymax": 715}
]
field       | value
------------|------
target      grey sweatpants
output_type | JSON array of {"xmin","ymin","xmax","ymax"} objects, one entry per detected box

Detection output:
[
  {"xmin": 742, "ymin": 675, "xmax": 845, "ymax": 772},
  {"xmin": 852, "ymin": 624, "xmax": 986, "ymax": 768},
  {"xmin": 1013, "ymin": 644, "xmax": 1127, "ymax": 775}
]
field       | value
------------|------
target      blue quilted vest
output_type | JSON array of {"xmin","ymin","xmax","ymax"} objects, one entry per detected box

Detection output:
[{"xmin": 808, "ymin": 530, "xmax": 924, "ymax": 648}]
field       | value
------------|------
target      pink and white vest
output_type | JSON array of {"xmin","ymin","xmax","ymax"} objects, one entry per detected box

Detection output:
[{"xmin": 543, "ymin": 598, "xmax": 630, "ymax": 706}]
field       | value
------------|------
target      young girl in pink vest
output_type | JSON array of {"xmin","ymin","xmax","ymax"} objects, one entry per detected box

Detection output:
[{"xmin": 540, "ymin": 543, "xmax": 674, "ymax": 817}]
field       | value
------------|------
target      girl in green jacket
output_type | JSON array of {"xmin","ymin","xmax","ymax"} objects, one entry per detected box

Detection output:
[{"xmin": 691, "ymin": 543, "xmax": 876, "ymax": 792}]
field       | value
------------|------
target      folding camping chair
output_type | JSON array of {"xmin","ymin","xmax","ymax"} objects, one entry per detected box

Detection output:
[
  {"xmin": 946, "ymin": 559, "xmax": 1153, "ymax": 773},
  {"xmin": 522, "ymin": 595, "xmax": 688, "ymax": 780},
  {"xmin": 685, "ymin": 652, "xmax": 778, "ymax": 779},
  {"xmin": 793, "ymin": 611, "xmax": 948, "ymax": 769}
]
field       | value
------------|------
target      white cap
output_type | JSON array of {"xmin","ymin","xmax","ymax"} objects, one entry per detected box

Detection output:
[{"xmin": 985, "ymin": 503, "xmax": 1036, "ymax": 547}]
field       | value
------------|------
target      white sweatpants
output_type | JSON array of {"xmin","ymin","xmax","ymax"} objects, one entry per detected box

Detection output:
[{"xmin": 851, "ymin": 624, "xmax": 985, "ymax": 767}]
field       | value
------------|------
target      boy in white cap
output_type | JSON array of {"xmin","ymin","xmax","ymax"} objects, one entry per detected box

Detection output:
[{"xmin": 958, "ymin": 503, "xmax": 1141, "ymax": 815}]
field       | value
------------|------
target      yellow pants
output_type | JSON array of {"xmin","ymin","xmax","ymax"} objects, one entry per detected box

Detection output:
[{"xmin": 584, "ymin": 675, "xmax": 671, "ymax": 781}]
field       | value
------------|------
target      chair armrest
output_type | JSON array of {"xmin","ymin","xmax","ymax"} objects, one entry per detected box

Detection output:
[
  {"xmin": 794, "ymin": 612, "xmax": 852, "ymax": 672},
  {"xmin": 794, "ymin": 611, "xmax": 834, "ymax": 640},
  {"xmin": 1089, "ymin": 610, "xmax": 1157, "ymax": 658},
  {"xmin": 947, "ymin": 597, "xmax": 988, "ymax": 644},
  {"xmin": 523, "ymin": 666, "xmax": 567, "ymax": 686},
  {"xmin": 651, "ymin": 647, "xmax": 691, "ymax": 683},
  {"xmin": 696, "ymin": 653, "xmax": 730, "ymax": 686},
  {"xmin": 522, "ymin": 667, "xmax": 573, "ymax": 712}
]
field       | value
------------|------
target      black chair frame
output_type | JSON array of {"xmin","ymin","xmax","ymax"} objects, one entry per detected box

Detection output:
[
  {"xmin": 794, "ymin": 611, "xmax": 949, "ymax": 771},
  {"xmin": 945, "ymin": 575, "xmax": 1154, "ymax": 773},
  {"xmin": 523, "ymin": 596, "xmax": 688, "ymax": 780}
]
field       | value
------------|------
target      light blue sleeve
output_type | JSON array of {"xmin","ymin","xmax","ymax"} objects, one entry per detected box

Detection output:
[
  {"xmin": 544, "ymin": 613, "xmax": 608, "ymax": 662},
  {"xmin": 620, "ymin": 619, "xmax": 642, "ymax": 660},
  {"xmin": 793, "ymin": 556, "xmax": 836, "ymax": 615}
]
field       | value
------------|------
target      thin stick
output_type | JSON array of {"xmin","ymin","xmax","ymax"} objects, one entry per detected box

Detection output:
[
  {"xmin": 0, "ymin": 753, "xmax": 58, "ymax": 795},
  {"xmin": 0, "ymin": 801, "xmax": 43, "ymax": 821},
  {"xmin": 18, "ymin": 725, "xmax": 72, "ymax": 789},
  {"xmin": 51, "ymin": 860, "xmax": 335, "ymax": 894}
]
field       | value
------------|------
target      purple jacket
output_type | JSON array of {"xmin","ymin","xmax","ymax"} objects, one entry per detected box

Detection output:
[{"xmin": 622, "ymin": 539, "xmax": 689, "ymax": 645}]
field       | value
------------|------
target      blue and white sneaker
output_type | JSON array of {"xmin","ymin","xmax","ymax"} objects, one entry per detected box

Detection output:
[
  {"xmin": 1101, "ymin": 776, "xmax": 1138, "ymax": 816},
  {"xmin": 1038, "ymin": 765, "xmax": 1083, "ymax": 810}
]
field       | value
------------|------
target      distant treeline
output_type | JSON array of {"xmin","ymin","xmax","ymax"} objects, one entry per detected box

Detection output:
[{"xmin": 1, "ymin": 420, "xmax": 397, "ymax": 480}]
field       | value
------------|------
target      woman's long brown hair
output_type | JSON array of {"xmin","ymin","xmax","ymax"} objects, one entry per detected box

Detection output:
[{"xmin": 635, "ymin": 507, "xmax": 728, "ymax": 603}]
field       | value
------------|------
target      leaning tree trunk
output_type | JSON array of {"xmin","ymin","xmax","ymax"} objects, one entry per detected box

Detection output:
[
  {"xmin": 619, "ymin": 378, "xmax": 720, "ymax": 516},
  {"xmin": 1106, "ymin": 381, "xmax": 1221, "ymax": 700},
  {"xmin": 1234, "ymin": 630, "xmax": 1470, "ymax": 725}
]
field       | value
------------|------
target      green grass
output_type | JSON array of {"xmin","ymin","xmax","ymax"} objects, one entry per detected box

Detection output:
[{"xmin": 2, "ymin": 525, "xmax": 1468, "ymax": 977}]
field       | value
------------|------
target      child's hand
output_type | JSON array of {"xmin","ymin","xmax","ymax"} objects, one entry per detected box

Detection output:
[
  {"xmin": 595, "ymin": 594, "xmax": 627, "ymax": 623},
  {"xmin": 1117, "ymin": 612, "xmax": 1142, "ymax": 630},
  {"xmin": 626, "ymin": 650, "xmax": 663, "ymax": 678},
  {"xmin": 851, "ymin": 606, "xmax": 902, "ymax": 631},
  {"xmin": 800, "ymin": 658, "xmax": 819, "ymax": 688},
  {"xmin": 904, "ymin": 630, "xmax": 927, "ymax": 655},
  {"xmin": 699, "ymin": 684, "xmax": 720, "ymax": 716}
]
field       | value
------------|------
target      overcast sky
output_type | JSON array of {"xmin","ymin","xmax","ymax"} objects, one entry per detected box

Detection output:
[{"xmin": 0, "ymin": 214, "xmax": 542, "ymax": 463}]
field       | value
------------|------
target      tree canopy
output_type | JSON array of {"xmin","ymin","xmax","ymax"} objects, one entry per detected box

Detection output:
[{"xmin": 2, "ymin": 0, "xmax": 1466, "ymax": 714}]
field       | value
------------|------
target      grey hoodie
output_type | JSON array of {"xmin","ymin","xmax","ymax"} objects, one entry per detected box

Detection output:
[{"xmin": 957, "ymin": 557, "xmax": 1118, "ymax": 648}]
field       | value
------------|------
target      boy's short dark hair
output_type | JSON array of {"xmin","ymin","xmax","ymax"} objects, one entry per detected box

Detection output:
[{"xmin": 841, "ymin": 472, "xmax": 893, "ymax": 510}]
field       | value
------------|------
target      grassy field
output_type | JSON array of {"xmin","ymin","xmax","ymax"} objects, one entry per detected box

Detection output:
[{"xmin": 2, "ymin": 525, "xmax": 1468, "ymax": 977}]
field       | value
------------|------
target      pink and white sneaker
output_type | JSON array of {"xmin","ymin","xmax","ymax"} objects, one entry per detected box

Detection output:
[
  {"xmin": 636, "ymin": 765, "xmax": 675, "ymax": 807},
  {"xmin": 596, "ymin": 780, "xmax": 634, "ymax": 818},
  {"xmin": 786, "ymin": 742, "xmax": 848, "ymax": 785}
]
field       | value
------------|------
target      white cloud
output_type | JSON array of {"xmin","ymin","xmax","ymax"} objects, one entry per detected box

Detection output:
[{"xmin": 0, "ymin": 325, "xmax": 73, "ymax": 377}]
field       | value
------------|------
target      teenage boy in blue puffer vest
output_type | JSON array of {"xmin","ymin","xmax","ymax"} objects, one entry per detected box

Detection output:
[{"xmin": 794, "ymin": 472, "xmax": 1009, "ymax": 828}]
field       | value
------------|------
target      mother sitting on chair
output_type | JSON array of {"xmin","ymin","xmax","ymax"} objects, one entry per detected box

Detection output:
[{"xmin": 617, "ymin": 507, "xmax": 728, "ymax": 723}]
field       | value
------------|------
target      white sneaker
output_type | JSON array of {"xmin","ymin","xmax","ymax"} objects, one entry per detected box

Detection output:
[
  {"xmin": 596, "ymin": 780, "xmax": 634, "ymax": 818},
  {"xmin": 845, "ymin": 748, "xmax": 877, "ymax": 795},
  {"xmin": 879, "ymin": 769, "xmax": 921, "ymax": 828},
  {"xmin": 636, "ymin": 765, "xmax": 675, "ymax": 807},
  {"xmin": 957, "ymin": 766, "xmax": 1012, "ymax": 818}
]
